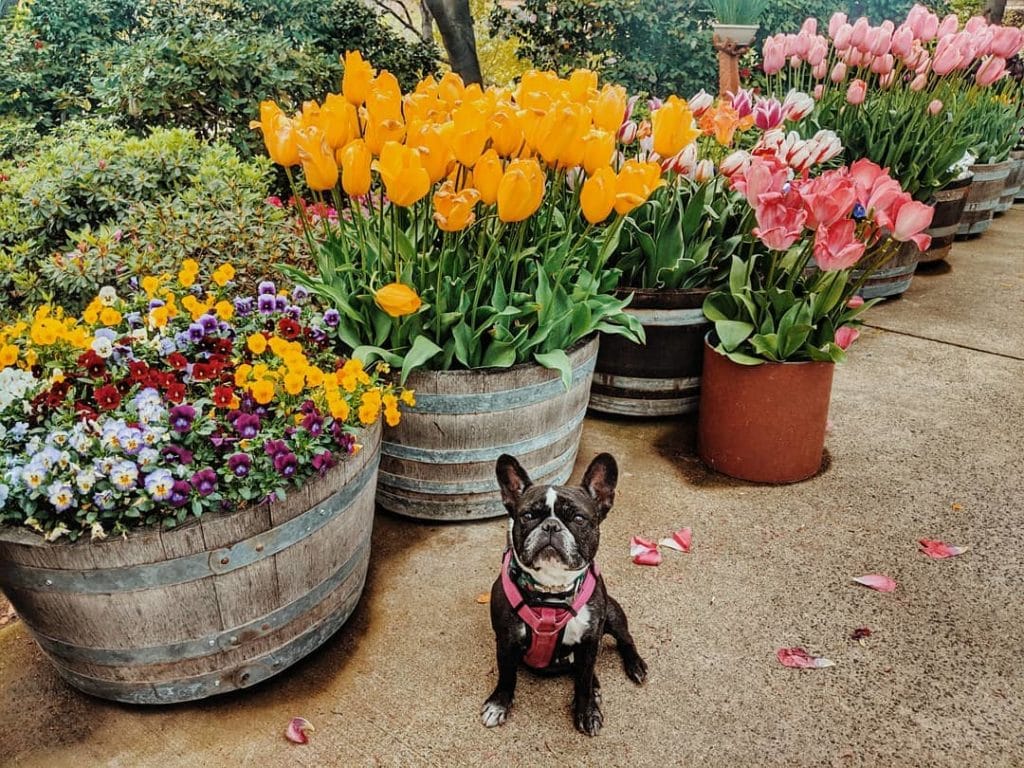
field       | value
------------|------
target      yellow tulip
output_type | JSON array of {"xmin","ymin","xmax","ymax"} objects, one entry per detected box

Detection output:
[
  {"xmin": 374, "ymin": 282, "xmax": 422, "ymax": 317},
  {"xmin": 338, "ymin": 139, "xmax": 373, "ymax": 197},
  {"xmin": 592, "ymin": 84, "xmax": 628, "ymax": 133},
  {"xmin": 489, "ymin": 106, "xmax": 525, "ymax": 157},
  {"xmin": 363, "ymin": 116, "xmax": 406, "ymax": 156},
  {"xmin": 580, "ymin": 166, "xmax": 617, "ymax": 224},
  {"xmin": 568, "ymin": 69, "xmax": 598, "ymax": 103},
  {"xmin": 451, "ymin": 102, "xmax": 489, "ymax": 167},
  {"xmin": 342, "ymin": 50, "xmax": 375, "ymax": 106},
  {"xmin": 652, "ymin": 96, "xmax": 699, "ymax": 158},
  {"xmin": 497, "ymin": 157, "xmax": 545, "ymax": 223},
  {"xmin": 376, "ymin": 142, "xmax": 431, "ymax": 208},
  {"xmin": 366, "ymin": 71, "xmax": 404, "ymax": 124},
  {"xmin": 249, "ymin": 101, "xmax": 300, "ymax": 167},
  {"xmin": 437, "ymin": 71, "xmax": 466, "ymax": 107},
  {"xmin": 433, "ymin": 181, "xmax": 481, "ymax": 232},
  {"xmin": 321, "ymin": 93, "xmax": 360, "ymax": 150},
  {"xmin": 531, "ymin": 102, "xmax": 589, "ymax": 167},
  {"xmin": 407, "ymin": 121, "xmax": 453, "ymax": 183},
  {"xmin": 473, "ymin": 149, "xmax": 503, "ymax": 205},
  {"xmin": 581, "ymin": 130, "xmax": 615, "ymax": 176},
  {"xmin": 295, "ymin": 126, "xmax": 339, "ymax": 191},
  {"xmin": 614, "ymin": 160, "xmax": 665, "ymax": 215}
]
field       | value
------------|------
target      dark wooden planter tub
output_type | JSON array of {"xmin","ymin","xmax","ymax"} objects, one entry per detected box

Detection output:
[
  {"xmin": 957, "ymin": 160, "xmax": 1013, "ymax": 238},
  {"xmin": 0, "ymin": 420, "xmax": 382, "ymax": 704},
  {"xmin": 917, "ymin": 176, "xmax": 972, "ymax": 265}
]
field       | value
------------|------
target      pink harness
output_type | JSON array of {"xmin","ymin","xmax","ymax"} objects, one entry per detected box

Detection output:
[{"xmin": 500, "ymin": 549, "xmax": 600, "ymax": 669}]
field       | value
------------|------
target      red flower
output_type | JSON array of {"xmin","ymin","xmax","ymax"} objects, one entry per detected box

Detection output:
[
  {"xmin": 94, "ymin": 384, "xmax": 122, "ymax": 411},
  {"xmin": 212, "ymin": 386, "xmax": 235, "ymax": 408},
  {"xmin": 128, "ymin": 360, "xmax": 151, "ymax": 383},
  {"xmin": 277, "ymin": 318, "xmax": 302, "ymax": 340},
  {"xmin": 165, "ymin": 382, "xmax": 186, "ymax": 404},
  {"xmin": 75, "ymin": 402, "xmax": 98, "ymax": 421},
  {"xmin": 191, "ymin": 363, "xmax": 215, "ymax": 382},
  {"xmin": 77, "ymin": 350, "xmax": 107, "ymax": 378},
  {"xmin": 168, "ymin": 352, "xmax": 188, "ymax": 371}
]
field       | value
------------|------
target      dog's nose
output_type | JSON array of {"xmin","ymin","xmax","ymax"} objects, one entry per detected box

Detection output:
[{"xmin": 541, "ymin": 519, "xmax": 560, "ymax": 533}]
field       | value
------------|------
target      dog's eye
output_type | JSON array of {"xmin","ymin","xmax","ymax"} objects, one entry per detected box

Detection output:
[
  {"xmin": 572, "ymin": 513, "xmax": 586, "ymax": 524},
  {"xmin": 521, "ymin": 511, "xmax": 535, "ymax": 521}
]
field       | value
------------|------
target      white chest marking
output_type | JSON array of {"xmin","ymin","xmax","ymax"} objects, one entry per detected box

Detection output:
[{"xmin": 561, "ymin": 604, "xmax": 592, "ymax": 646}]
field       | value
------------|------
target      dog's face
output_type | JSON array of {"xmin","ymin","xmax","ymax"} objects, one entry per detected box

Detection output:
[{"xmin": 496, "ymin": 453, "xmax": 618, "ymax": 585}]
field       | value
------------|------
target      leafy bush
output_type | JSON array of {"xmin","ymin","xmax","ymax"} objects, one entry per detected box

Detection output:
[
  {"xmin": 1, "ymin": 0, "xmax": 438, "ymax": 154},
  {"xmin": 0, "ymin": 122, "xmax": 304, "ymax": 311}
]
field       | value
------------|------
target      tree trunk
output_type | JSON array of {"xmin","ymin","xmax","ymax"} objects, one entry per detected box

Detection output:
[
  {"xmin": 423, "ymin": 0, "xmax": 483, "ymax": 85},
  {"xmin": 419, "ymin": 0, "xmax": 434, "ymax": 43}
]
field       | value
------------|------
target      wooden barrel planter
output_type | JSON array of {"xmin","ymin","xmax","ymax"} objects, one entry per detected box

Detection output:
[
  {"xmin": 853, "ymin": 240, "xmax": 920, "ymax": 300},
  {"xmin": 0, "ymin": 421, "xmax": 382, "ymax": 704},
  {"xmin": 589, "ymin": 288, "xmax": 710, "ymax": 417},
  {"xmin": 917, "ymin": 175, "xmax": 972, "ymax": 265},
  {"xmin": 956, "ymin": 160, "xmax": 1013, "ymax": 238},
  {"xmin": 996, "ymin": 154, "xmax": 1024, "ymax": 214},
  {"xmin": 377, "ymin": 336, "xmax": 598, "ymax": 521},
  {"xmin": 1015, "ymin": 150, "xmax": 1024, "ymax": 203}
]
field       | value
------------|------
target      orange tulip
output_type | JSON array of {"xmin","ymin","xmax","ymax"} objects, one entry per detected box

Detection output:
[
  {"xmin": 614, "ymin": 160, "xmax": 664, "ymax": 215},
  {"xmin": 497, "ymin": 157, "xmax": 545, "ymax": 222},
  {"xmin": 699, "ymin": 103, "xmax": 742, "ymax": 147},
  {"xmin": 652, "ymin": 96, "xmax": 699, "ymax": 157},
  {"xmin": 376, "ymin": 142, "xmax": 431, "ymax": 207},
  {"xmin": 591, "ymin": 84, "xmax": 628, "ymax": 133},
  {"xmin": 451, "ymin": 101, "xmax": 490, "ymax": 167},
  {"xmin": 249, "ymin": 101, "xmax": 299, "ymax": 167},
  {"xmin": 473, "ymin": 149, "xmax": 503, "ymax": 205},
  {"xmin": 433, "ymin": 181, "xmax": 481, "ymax": 232},
  {"xmin": 375, "ymin": 282, "xmax": 422, "ymax": 317},
  {"xmin": 295, "ymin": 126, "xmax": 338, "ymax": 191},
  {"xmin": 407, "ymin": 121, "xmax": 454, "ymax": 183},
  {"xmin": 338, "ymin": 139, "xmax": 373, "ymax": 197},
  {"xmin": 342, "ymin": 51, "xmax": 375, "ymax": 106},
  {"xmin": 580, "ymin": 166, "xmax": 617, "ymax": 224},
  {"xmin": 581, "ymin": 130, "xmax": 615, "ymax": 176}
]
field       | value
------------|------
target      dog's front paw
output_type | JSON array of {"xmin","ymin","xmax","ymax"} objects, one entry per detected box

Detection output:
[
  {"xmin": 574, "ymin": 700, "xmax": 603, "ymax": 737},
  {"xmin": 624, "ymin": 651, "xmax": 648, "ymax": 685},
  {"xmin": 481, "ymin": 697, "xmax": 511, "ymax": 728}
]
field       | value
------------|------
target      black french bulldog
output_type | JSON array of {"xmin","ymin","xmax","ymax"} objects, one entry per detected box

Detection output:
[{"xmin": 481, "ymin": 452, "xmax": 647, "ymax": 736}]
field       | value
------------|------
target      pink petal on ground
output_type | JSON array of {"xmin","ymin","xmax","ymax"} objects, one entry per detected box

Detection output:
[
  {"xmin": 285, "ymin": 717, "xmax": 315, "ymax": 744},
  {"xmin": 777, "ymin": 647, "xmax": 835, "ymax": 668},
  {"xmin": 852, "ymin": 574, "xmax": 897, "ymax": 592},
  {"xmin": 630, "ymin": 536, "xmax": 662, "ymax": 566},
  {"xmin": 659, "ymin": 527, "xmax": 692, "ymax": 553},
  {"xmin": 919, "ymin": 539, "xmax": 968, "ymax": 559}
]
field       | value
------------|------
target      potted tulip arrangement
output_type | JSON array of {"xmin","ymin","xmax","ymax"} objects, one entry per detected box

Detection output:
[
  {"xmin": 696, "ymin": 153, "xmax": 933, "ymax": 483},
  {"xmin": 709, "ymin": 0, "xmax": 769, "ymax": 48},
  {"xmin": 762, "ymin": 6, "xmax": 1024, "ymax": 278},
  {"xmin": 591, "ymin": 88, "xmax": 841, "ymax": 416},
  {"xmin": 252, "ymin": 54, "xmax": 664, "ymax": 520},
  {"xmin": 0, "ymin": 264, "xmax": 407, "ymax": 702}
]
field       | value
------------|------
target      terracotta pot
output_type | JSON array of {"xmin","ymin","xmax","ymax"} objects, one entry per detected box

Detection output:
[
  {"xmin": 590, "ymin": 287, "xmax": 710, "ymax": 417},
  {"xmin": 697, "ymin": 336, "xmax": 834, "ymax": 483},
  {"xmin": 917, "ymin": 175, "xmax": 972, "ymax": 265}
]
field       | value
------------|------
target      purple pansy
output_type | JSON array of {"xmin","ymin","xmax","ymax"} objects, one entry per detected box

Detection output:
[
  {"xmin": 169, "ymin": 405, "xmax": 196, "ymax": 433},
  {"xmin": 190, "ymin": 468, "xmax": 218, "ymax": 496},
  {"xmin": 226, "ymin": 453, "xmax": 252, "ymax": 478}
]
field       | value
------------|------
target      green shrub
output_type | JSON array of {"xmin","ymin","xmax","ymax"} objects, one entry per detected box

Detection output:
[
  {"xmin": 0, "ymin": 122, "xmax": 304, "ymax": 311},
  {"xmin": 1, "ymin": 0, "xmax": 438, "ymax": 155}
]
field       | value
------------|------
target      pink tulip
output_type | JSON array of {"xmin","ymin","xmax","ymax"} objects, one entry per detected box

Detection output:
[
  {"xmin": 731, "ymin": 155, "xmax": 790, "ymax": 206},
  {"xmin": 848, "ymin": 158, "xmax": 888, "ymax": 198},
  {"xmin": 801, "ymin": 170, "xmax": 859, "ymax": 228},
  {"xmin": 754, "ymin": 192, "xmax": 808, "ymax": 251},
  {"xmin": 763, "ymin": 37, "xmax": 786, "ymax": 74},
  {"xmin": 975, "ymin": 56, "xmax": 1007, "ymax": 86},
  {"xmin": 905, "ymin": 4, "xmax": 928, "ymax": 38},
  {"xmin": 813, "ymin": 84, "xmax": 824, "ymax": 99},
  {"xmin": 835, "ymin": 326, "xmax": 861, "ymax": 350},
  {"xmin": 794, "ymin": 31, "xmax": 813, "ymax": 59},
  {"xmin": 928, "ymin": 99, "xmax": 943, "ymax": 115},
  {"xmin": 890, "ymin": 198, "xmax": 934, "ymax": 251},
  {"xmin": 828, "ymin": 12, "xmax": 848, "ymax": 39},
  {"xmin": 789, "ymin": 55, "xmax": 803, "ymax": 70},
  {"xmin": 879, "ymin": 71, "xmax": 896, "ymax": 89},
  {"xmin": 932, "ymin": 37, "xmax": 962, "ymax": 75},
  {"xmin": 830, "ymin": 61, "xmax": 847, "ymax": 83},
  {"xmin": 919, "ymin": 11, "xmax": 939, "ymax": 40},
  {"xmin": 868, "ymin": 182, "xmax": 907, "ymax": 227},
  {"xmin": 964, "ymin": 16, "xmax": 987, "ymax": 35},
  {"xmin": 729, "ymin": 88, "xmax": 754, "ymax": 118},
  {"xmin": 808, "ymin": 38, "xmax": 829, "ymax": 67},
  {"xmin": 892, "ymin": 25, "xmax": 914, "ymax": 58},
  {"xmin": 990, "ymin": 26, "xmax": 1023, "ymax": 59},
  {"xmin": 868, "ymin": 26, "xmax": 893, "ymax": 56},
  {"xmin": 846, "ymin": 294, "xmax": 865, "ymax": 309},
  {"xmin": 910, "ymin": 72, "xmax": 928, "ymax": 91},
  {"xmin": 813, "ymin": 219, "xmax": 866, "ymax": 271},
  {"xmin": 937, "ymin": 14, "xmax": 959, "ymax": 38},
  {"xmin": 871, "ymin": 53, "xmax": 895, "ymax": 75},
  {"xmin": 753, "ymin": 98, "xmax": 784, "ymax": 130},
  {"xmin": 783, "ymin": 90, "xmax": 815, "ymax": 121},
  {"xmin": 834, "ymin": 23, "xmax": 853, "ymax": 51},
  {"xmin": 851, "ymin": 17, "xmax": 870, "ymax": 50},
  {"xmin": 846, "ymin": 79, "xmax": 867, "ymax": 105},
  {"xmin": 801, "ymin": 18, "xmax": 819, "ymax": 36}
]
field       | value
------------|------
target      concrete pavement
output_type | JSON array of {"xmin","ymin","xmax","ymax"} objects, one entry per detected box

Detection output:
[{"xmin": 2, "ymin": 209, "xmax": 1023, "ymax": 768}]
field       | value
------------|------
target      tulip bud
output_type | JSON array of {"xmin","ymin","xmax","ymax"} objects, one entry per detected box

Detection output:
[
  {"xmin": 580, "ymin": 166, "xmax": 617, "ymax": 224},
  {"xmin": 846, "ymin": 79, "xmax": 867, "ymax": 105},
  {"xmin": 692, "ymin": 159, "xmax": 715, "ymax": 184},
  {"xmin": 828, "ymin": 11, "xmax": 848, "ymax": 39},
  {"xmin": 830, "ymin": 62, "xmax": 848, "ymax": 83},
  {"xmin": 910, "ymin": 72, "xmax": 928, "ymax": 91},
  {"xmin": 975, "ymin": 55, "xmax": 1007, "ymax": 86},
  {"xmin": 618, "ymin": 120, "xmax": 639, "ymax": 144},
  {"xmin": 813, "ymin": 84, "xmax": 824, "ymax": 99},
  {"xmin": 928, "ymin": 99, "xmax": 943, "ymax": 116},
  {"xmin": 374, "ymin": 283, "xmax": 422, "ymax": 318}
]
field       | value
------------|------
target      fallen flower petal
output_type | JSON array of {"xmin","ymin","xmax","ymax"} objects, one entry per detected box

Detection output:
[
  {"xmin": 475, "ymin": 591, "xmax": 491, "ymax": 604},
  {"xmin": 659, "ymin": 527, "xmax": 692, "ymax": 553},
  {"xmin": 919, "ymin": 539, "xmax": 968, "ymax": 559},
  {"xmin": 630, "ymin": 536, "xmax": 662, "ymax": 566},
  {"xmin": 777, "ymin": 647, "xmax": 835, "ymax": 668},
  {"xmin": 851, "ymin": 626, "xmax": 872, "ymax": 641},
  {"xmin": 285, "ymin": 717, "xmax": 314, "ymax": 744},
  {"xmin": 852, "ymin": 574, "xmax": 897, "ymax": 593}
]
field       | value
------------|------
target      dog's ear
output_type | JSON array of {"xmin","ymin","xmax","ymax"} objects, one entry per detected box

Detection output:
[
  {"xmin": 496, "ymin": 454, "xmax": 532, "ymax": 514},
  {"xmin": 581, "ymin": 453, "xmax": 618, "ymax": 519}
]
